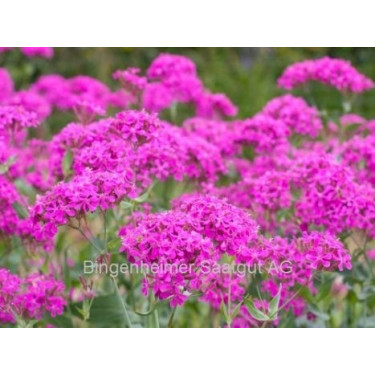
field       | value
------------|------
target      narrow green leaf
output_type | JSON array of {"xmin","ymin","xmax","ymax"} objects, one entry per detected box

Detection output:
[
  {"xmin": 120, "ymin": 200, "xmax": 134, "ymax": 210},
  {"xmin": 308, "ymin": 305, "xmax": 330, "ymax": 321},
  {"xmin": 0, "ymin": 156, "xmax": 17, "ymax": 175},
  {"xmin": 0, "ymin": 164, "xmax": 8, "ymax": 174},
  {"xmin": 220, "ymin": 301, "xmax": 230, "ymax": 322},
  {"xmin": 107, "ymin": 238, "xmax": 121, "ymax": 251},
  {"xmin": 245, "ymin": 299, "xmax": 269, "ymax": 321},
  {"xmin": 62, "ymin": 148, "xmax": 73, "ymax": 178},
  {"xmin": 12, "ymin": 201, "xmax": 29, "ymax": 219},
  {"xmin": 298, "ymin": 286, "xmax": 316, "ymax": 304},
  {"xmin": 230, "ymin": 301, "xmax": 243, "ymax": 320},
  {"xmin": 75, "ymin": 306, "xmax": 85, "ymax": 318},
  {"xmin": 135, "ymin": 301, "xmax": 162, "ymax": 317},
  {"xmin": 132, "ymin": 181, "xmax": 157, "ymax": 204},
  {"xmin": 316, "ymin": 280, "xmax": 333, "ymax": 302},
  {"xmin": 268, "ymin": 283, "xmax": 282, "ymax": 319}
]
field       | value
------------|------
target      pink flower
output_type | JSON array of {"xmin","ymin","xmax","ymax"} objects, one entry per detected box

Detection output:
[
  {"xmin": 261, "ymin": 94, "xmax": 323, "ymax": 137},
  {"xmin": 113, "ymin": 67, "xmax": 147, "ymax": 93},
  {"xmin": 278, "ymin": 57, "xmax": 374, "ymax": 93},
  {"xmin": 340, "ymin": 113, "xmax": 366, "ymax": 126},
  {"xmin": 367, "ymin": 249, "xmax": 375, "ymax": 260},
  {"xmin": 195, "ymin": 91, "xmax": 238, "ymax": 119},
  {"xmin": 147, "ymin": 53, "xmax": 197, "ymax": 80},
  {"xmin": 20, "ymin": 47, "xmax": 54, "ymax": 59},
  {"xmin": 0, "ymin": 268, "xmax": 66, "ymax": 324},
  {"xmin": 30, "ymin": 168, "xmax": 136, "ymax": 241}
]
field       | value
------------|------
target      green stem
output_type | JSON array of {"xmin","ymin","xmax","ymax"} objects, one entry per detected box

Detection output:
[
  {"xmin": 101, "ymin": 209, "xmax": 108, "ymax": 252},
  {"xmin": 70, "ymin": 223, "xmax": 103, "ymax": 254},
  {"xmin": 79, "ymin": 227, "xmax": 103, "ymax": 254},
  {"xmin": 111, "ymin": 277, "xmax": 133, "ymax": 328},
  {"xmin": 227, "ymin": 270, "xmax": 232, "ymax": 328},
  {"xmin": 167, "ymin": 306, "xmax": 177, "ymax": 328},
  {"xmin": 154, "ymin": 308, "xmax": 160, "ymax": 328},
  {"xmin": 363, "ymin": 252, "xmax": 375, "ymax": 278}
]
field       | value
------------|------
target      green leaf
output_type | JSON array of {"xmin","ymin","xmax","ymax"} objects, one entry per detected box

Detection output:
[
  {"xmin": 76, "ymin": 298, "xmax": 93, "ymax": 321},
  {"xmin": 0, "ymin": 156, "xmax": 17, "ymax": 175},
  {"xmin": 347, "ymin": 289, "xmax": 360, "ymax": 304},
  {"xmin": 316, "ymin": 280, "xmax": 333, "ymax": 302},
  {"xmin": 135, "ymin": 300, "xmax": 162, "ymax": 317},
  {"xmin": 268, "ymin": 284, "xmax": 282, "ymax": 319},
  {"xmin": 298, "ymin": 286, "xmax": 316, "ymax": 304},
  {"xmin": 132, "ymin": 181, "xmax": 157, "ymax": 204},
  {"xmin": 345, "ymin": 122, "xmax": 361, "ymax": 134},
  {"xmin": 0, "ymin": 165, "xmax": 8, "ymax": 175},
  {"xmin": 220, "ymin": 301, "xmax": 230, "ymax": 323},
  {"xmin": 342, "ymin": 101, "xmax": 352, "ymax": 113},
  {"xmin": 276, "ymin": 209, "xmax": 293, "ymax": 222},
  {"xmin": 120, "ymin": 200, "xmax": 134, "ymax": 210},
  {"xmin": 14, "ymin": 179, "xmax": 35, "ymax": 198},
  {"xmin": 26, "ymin": 319, "xmax": 38, "ymax": 328},
  {"xmin": 75, "ymin": 306, "xmax": 86, "ymax": 319},
  {"xmin": 107, "ymin": 238, "xmax": 121, "ymax": 251},
  {"xmin": 89, "ymin": 294, "xmax": 134, "ymax": 327},
  {"xmin": 307, "ymin": 305, "xmax": 329, "ymax": 321},
  {"xmin": 62, "ymin": 148, "xmax": 73, "ymax": 178},
  {"xmin": 339, "ymin": 231, "xmax": 352, "ymax": 242},
  {"xmin": 46, "ymin": 313, "xmax": 74, "ymax": 328},
  {"xmin": 133, "ymin": 193, "xmax": 149, "ymax": 203},
  {"xmin": 230, "ymin": 301, "xmax": 243, "ymax": 320},
  {"xmin": 245, "ymin": 299, "xmax": 269, "ymax": 321},
  {"xmin": 12, "ymin": 201, "xmax": 29, "ymax": 219},
  {"xmin": 358, "ymin": 316, "xmax": 375, "ymax": 328}
]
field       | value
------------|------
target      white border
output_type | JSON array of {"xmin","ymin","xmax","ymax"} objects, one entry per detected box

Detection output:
[
  {"xmin": 0, "ymin": 329, "xmax": 372, "ymax": 373},
  {"xmin": 1, "ymin": 0, "xmax": 374, "ymax": 46}
]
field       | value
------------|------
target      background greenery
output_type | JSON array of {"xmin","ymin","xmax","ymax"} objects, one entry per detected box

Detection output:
[{"xmin": 2, "ymin": 47, "xmax": 375, "ymax": 119}]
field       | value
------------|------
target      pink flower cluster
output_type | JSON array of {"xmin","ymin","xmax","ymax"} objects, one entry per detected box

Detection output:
[
  {"xmin": 137, "ymin": 122, "xmax": 226, "ymax": 183},
  {"xmin": 113, "ymin": 67, "xmax": 147, "ymax": 95},
  {"xmin": 119, "ymin": 193, "xmax": 351, "ymax": 311},
  {"xmin": 0, "ymin": 68, "xmax": 51, "ymax": 145},
  {"xmin": 113, "ymin": 53, "xmax": 238, "ymax": 119},
  {"xmin": 291, "ymin": 153, "xmax": 375, "ymax": 235},
  {"xmin": 278, "ymin": 57, "xmax": 374, "ymax": 93},
  {"xmin": 0, "ymin": 105, "xmax": 39, "ymax": 140},
  {"xmin": 119, "ymin": 194, "xmax": 260, "ymax": 307},
  {"xmin": 42, "ymin": 110, "xmax": 226, "ymax": 193},
  {"xmin": 0, "ymin": 47, "xmax": 54, "ymax": 59},
  {"xmin": 212, "ymin": 151, "xmax": 375, "ymax": 237},
  {"xmin": 340, "ymin": 135, "xmax": 375, "ymax": 185},
  {"xmin": 0, "ymin": 268, "xmax": 66, "ymax": 324},
  {"xmin": 30, "ymin": 168, "xmax": 136, "ymax": 240},
  {"xmin": 31, "ymin": 74, "xmax": 130, "ymax": 123},
  {"xmin": 235, "ymin": 114, "xmax": 290, "ymax": 153},
  {"xmin": 0, "ymin": 175, "xmax": 25, "ymax": 236},
  {"xmin": 260, "ymin": 94, "xmax": 323, "ymax": 137}
]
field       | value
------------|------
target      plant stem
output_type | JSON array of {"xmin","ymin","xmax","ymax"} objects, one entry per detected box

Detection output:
[
  {"xmin": 101, "ymin": 209, "xmax": 108, "ymax": 252},
  {"xmin": 167, "ymin": 306, "xmax": 177, "ymax": 328},
  {"xmin": 154, "ymin": 308, "xmax": 160, "ymax": 328},
  {"xmin": 111, "ymin": 277, "xmax": 133, "ymax": 328},
  {"xmin": 69, "ymin": 223, "xmax": 103, "ymax": 254},
  {"xmin": 363, "ymin": 252, "xmax": 375, "ymax": 278},
  {"xmin": 227, "ymin": 270, "xmax": 232, "ymax": 328}
]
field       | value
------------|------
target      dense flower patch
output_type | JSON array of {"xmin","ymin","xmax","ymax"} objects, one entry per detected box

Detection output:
[{"xmin": 0, "ymin": 49, "xmax": 374, "ymax": 327}]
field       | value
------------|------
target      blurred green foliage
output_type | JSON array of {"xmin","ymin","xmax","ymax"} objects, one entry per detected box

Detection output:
[{"xmin": 2, "ymin": 47, "xmax": 375, "ymax": 119}]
